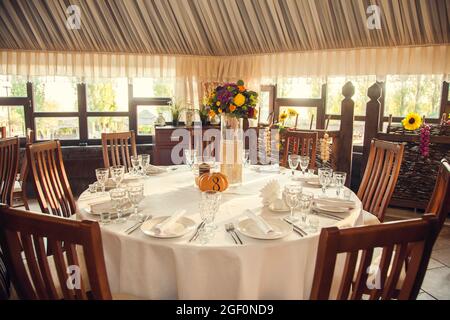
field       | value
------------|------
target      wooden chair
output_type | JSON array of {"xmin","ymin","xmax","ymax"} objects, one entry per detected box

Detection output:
[
  {"xmin": 101, "ymin": 131, "xmax": 137, "ymax": 171},
  {"xmin": 310, "ymin": 215, "xmax": 438, "ymax": 300},
  {"xmin": 357, "ymin": 139, "xmax": 405, "ymax": 222},
  {"xmin": 0, "ymin": 127, "xmax": 6, "ymax": 139},
  {"xmin": 0, "ymin": 204, "xmax": 112, "ymax": 300},
  {"xmin": 12, "ymin": 129, "xmax": 33, "ymax": 210},
  {"xmin": 0, "ymin": 137, "xmax": 20, "ymax": 206},
  {"xmin": 426, "ymin": 158, "xmax": 450, "ymax": 234},
  {"xmin": 281, "ymin": 130, "xmax": 318, "ymax": 169},
  {"xmin": 26, "ymin": 140, "xmax": 76, "ymax": 218}
]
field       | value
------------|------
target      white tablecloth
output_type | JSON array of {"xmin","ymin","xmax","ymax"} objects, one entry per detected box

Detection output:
[{"xmin": 77, "ymin": 166, "xmax": 379, "ymax": 299}]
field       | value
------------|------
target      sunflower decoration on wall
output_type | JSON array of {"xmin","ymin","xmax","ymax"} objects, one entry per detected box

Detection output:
[{"xmin": 401, "ymin": 112, "xmax": 422, "ymax": 131}]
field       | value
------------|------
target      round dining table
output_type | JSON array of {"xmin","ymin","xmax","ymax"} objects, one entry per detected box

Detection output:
[{"xmin": 77, "ymin": 165, "xmax": 379, "ymax": 300}]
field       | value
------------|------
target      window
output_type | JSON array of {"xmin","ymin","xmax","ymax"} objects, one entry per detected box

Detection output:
[
  {"xmin": 87, "ymin": 78, "xmax": 128, "ymax": 112},
  {"xmin": 133, "ymin": 78, "xmax": 174, "ymax": 98},
  {"xmin": 0, "ymin": 75, "xmax": 27, "ymax": 97},
  {"xmin": 279, "ymin": 106, "xmax": 317, "ymax": 129},
  {"xmin": 326, "ymin": 76, "xmax": 376, "ymax": 116},
  {"xmin": 137, "ymin": 105, "xmax": 170, "ymax": 136},
  {"xmin": 0, "ymin": 105, "xmax": 26, "ymax": 136},
  {"xmin": 384, "ymin": 75, "xmax": 443, "ymax": 118},
  {"xmin": 87, "ymin": 116, "xmax": 129, "ymax": 139},
  {"xmin": 277, "ymin": 77, "xmax": 322, "ymax": 98},
  {"xmin": 34, "ymin": 77, "xmax": 78, "ymax": 112},
  {"xmin": 35, "ymin": 117, "xmax": 79, "ymax": 140}
]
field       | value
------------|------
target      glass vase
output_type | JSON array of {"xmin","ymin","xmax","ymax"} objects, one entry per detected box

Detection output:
[{"xmin": 220, "ymin": 114, "xmax": 243, "ymax": 184}]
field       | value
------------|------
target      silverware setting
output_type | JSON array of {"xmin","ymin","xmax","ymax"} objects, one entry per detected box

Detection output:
[
  {"xmin": 225, "ymin": 223, "xmax": 243, "ymax": 245},
  {"xmin": 312, "ymin": 209, "xmax": 344, "ymax": 221},
  {"xmin": 283, "ymin": 218, "xmax": 307, "ymax": 236},
  {"xmin": 189, "ymin": 220, "xmax": 206, "ymax": 243},
  {"xmin": 125, "ymin": 215, "xmax": 152, "ymax": 235}
]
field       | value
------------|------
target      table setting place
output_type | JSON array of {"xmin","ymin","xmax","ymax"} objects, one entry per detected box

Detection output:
[{"xmin": 77, "ymin": 151, "xmax": 373, "ymax": 247}]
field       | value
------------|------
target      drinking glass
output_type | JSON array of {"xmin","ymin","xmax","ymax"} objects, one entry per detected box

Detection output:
[
  {"xmin": 299, "ymin": 156, "xmax": 310, "ymax": 176},
  {"xmin": 130, "ymin": 155, "xmax": 142, "ymax": 176},
  {"xmin": 140, "ymin": 154, "xmax": 151, "ymax": 174},
  {"xmin": 109, "ymin": 188, "xmax": 128, "ymax": 224},
  {"xmin": 184, "ymin": 149, "xmax": 198, "ymax": 169},
  {"xmin": 283, "ymin": 184, "xmax": 302, "ymax": 222},
  {"xmin": 308, "ymin": 214, "xmax": 320, "ymax": 233},
  {"xmin": 243, "ymin": 149, "xmax": 250, "ymax": 167},
  {"xmin": 110, "ymin": 165, "xmax": 125, "ymax": 188},
  {"xmin": 200, "ymin": 190, "xmax": 221, "ymax": 233},
  {"xmin": 100, "ymin": 212, "xmax": 111, "ymax": 225},
  {"xmin": 127, "ymin": 183, "xmax": 145, "ymax": 220},
  {"xmin": 288, "ymin": 155, "xmax": 300, "ymax": 177},
  {"xmin": 307, "ymin": 169, "xmax": 315, "ymax": 177},
  {"xmin": 318, "ymin": 168, "xmax": 332, "ymax": 196},
  {"xmin": 88, "ymin": 183, "xmax": 98, "ymax": 193},
  {"xmin": 202, "ymin": 156, "xmax": 216, "ymax": 171},
  {"xmin": 333, "ymin": 171, "xmax": 347, "ymax": 197},
  {"xmin": 95, "ymin": 168, "xmax": 109, "ymax": 194},
  {"xmin": 298, "ymin": 192, "xmax": 313, "ymax": 227}
]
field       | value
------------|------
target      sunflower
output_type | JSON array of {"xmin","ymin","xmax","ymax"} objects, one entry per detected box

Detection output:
[
  {"xmin": 402, "ymin": 112, "xmax": 422, "ymax": 131},
  {"xmin": 233, "ymin": 93, "xmax": 246, "ymax": 107},
  {"xmin": 279, "ymin": 111, "xmax": 288, "ymax": 122},
  {"xmin": 287, "ymin": 108, "xmax": 298, "ymax": 117}
]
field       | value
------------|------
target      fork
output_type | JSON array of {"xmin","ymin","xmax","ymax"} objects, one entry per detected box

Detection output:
[
  {"xmin": 125, "ymin": 215, "xmax": 152, "ymax": 235},
  {"xmin": 227, "ymin": 223, "xmax": 243, "ymax": 245},
  {"xmin": 225, "ymin": 223, "xmax": 239, "ymax": 245}
]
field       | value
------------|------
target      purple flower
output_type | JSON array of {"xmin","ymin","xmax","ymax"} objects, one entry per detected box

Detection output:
[{"xmin": 419, "ymin": 125, "xmax": 430, "ymax": 157}]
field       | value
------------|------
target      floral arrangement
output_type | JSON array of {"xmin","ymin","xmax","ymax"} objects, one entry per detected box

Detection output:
[
  {"xmin": 402, "ymin": 112, "xmax": 422, "ymax": 131},
  {"xmin": 419, "ymin": 124, "xmax": 431, "ymax": 157},
  {"xmin": 207, "ymin": 80, "xmax": 258, "ymax": 119},
  {"xmin": 279, "ymin": 108, "xmax": 298, "ymax": 126},
  {"xmin": 319, "ymin": 133, "xmax": 331, "ymax": 164}
]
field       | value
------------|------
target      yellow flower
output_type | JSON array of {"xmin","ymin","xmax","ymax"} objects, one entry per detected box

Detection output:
[
  {"xmin": 208, "ymin": 110, "xmax": 215, "ymax": 118},
  {"xmin": 218, "ymin": 108, "xmax": 222, "ymax": 114},
  {"xmin": 216, "ymin": 101, "xmax": 221, "ymax": 106},
  {"xmin": 233, "ymin": 93, "xmax": 246, "ymax": 107},
  {"xmin": 287, "ymin": 108, "xmax": 298, "ymax": 117},
  {"xmin": 279, "ymin": 112, "xmax": 288, "ymax": 121},
  {"xmin": 229, "ymin": 104, "xmax": 236, "ymax": 112},
  {"xmin": 402, "ymin": 112, "xmax": 422, "ymax": 130}
]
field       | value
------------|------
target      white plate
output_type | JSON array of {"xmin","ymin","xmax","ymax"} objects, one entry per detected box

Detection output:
[
  {"xmin": 140, "ymin": 216, "xmax": 195, "ymax": 238},
  {"xmin": 237, "ymin": 218, "xmax": 292, "ymax": 240},
  {"xmin": 313, "ymin": 203, "xmax": 350, "ymax": 214},
  {"xmin": 305, "ymin": 180, "xmax": 321, "ymax": 187},
  {"xmin": 268, "ymin": 203, "xmax": 290, "ymax": 213}
]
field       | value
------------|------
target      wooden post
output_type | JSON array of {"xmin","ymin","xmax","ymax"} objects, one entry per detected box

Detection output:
[
  {"xmin": 339, "ymin": 81, "xmax": 355, "ymax": 187},
  {"xmin": 0, "ymin": 126, "xmax": 6, "ymax": 138},
  {"xmin": 362, "ymin": 82, "xmax": 382, "ymax": 174}
]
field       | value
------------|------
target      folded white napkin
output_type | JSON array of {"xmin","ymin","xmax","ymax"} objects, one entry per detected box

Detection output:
[
  {"xmin": 245, "ymin": 209, "xmax": 274, "ymax": 234},
  {"xmin": 313, "ymin": 198, "xmax": 356, "ymax": 209},
  {"xmin": 255, "ymin": 165, "xmax": 280, "ymax": 173},
  {"xmin": 89, "ymin": 199, "xmax": 113, "ymax": 214},
  {"xmin": 145, "ymin": 165, "xmax": 167, "ymax": 175},
  {"xmin": 153, "ymin": 209, "xmax": 186, "ymax": 235}
]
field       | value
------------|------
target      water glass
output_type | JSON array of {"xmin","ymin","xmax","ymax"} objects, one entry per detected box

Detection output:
[
  {"xmin": 127, "ymin": 183, "xmax": 145, "ymax": 220},
  {"xmin": 88, "ymin": 183, "xmax": 98, "ymax": 193},
  {"xmin": 200, "ymin": 190, "xmax": 221, "ymax": 233},
  {"xmin": 110, "ymin": 165, "xmax": 125, "ymax": 188},
  {"xmin": 308, "ymin": 214, "xmax": 320, "ymax": 233},
  {"xmin": 130, "ymin": 155, "xmax": 142, "ymax": 175},
  {"xmin": 299, "ymin": 156, "xmax": 310, "ymax": 176},
  {"xmin": 307, "ymin": 169, "xmax": 315, "ymax": 177},
  {"xmin": 283, "ymin": 184, "xmax": 302, "ymax": 222},
  {"xmin": 95, "ymin": 168, "xmax": 109, "ymax": 194},
  {"xmin": 184, "ymin": 149, "xmax": 198, "ymax": 169},
  {"xmin": 333, "ymin": 171, "xmax": 347, "ymax": 197},
  {"xmin": 100, "ymin": 212, "xmax": 111, "ymax": 225},
  {"xmin": 243, "ymin": 149, "xmax": 250, "ymax": 166},
  {"xmin": 140, "ymin": 154, "xmax": 151, "ymax": 174},
  {"xmin": 298, "ymin": 192, "xmax": 313, "ymax": 226},
  {"xmin": 318, "ymin": 168, "xmax": 332, "ymax": 196},
  {"xmin": 109, "ymin": 188, "xmax": 128, "ymax": 224},
  {"xmin": 343, "ymin": 189, "xmax": 352, "ymax": 200},
  {"xmin": 288, "ymin": 154, "xmax": 300, "ymax": 177}
]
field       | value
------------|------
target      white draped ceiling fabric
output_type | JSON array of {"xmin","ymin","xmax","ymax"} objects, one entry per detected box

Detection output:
[{"xmin": 0, "ymin": 0, "xmax": 449, "ymax": 102}]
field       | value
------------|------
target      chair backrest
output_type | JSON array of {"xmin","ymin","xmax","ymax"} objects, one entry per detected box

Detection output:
[
  {"xmin": 0, "ymin": 205, "xmax": 112, "ymax": 300},
  {"xmin": 0, "ymin": 127, "xmax": 6, "ymax": 139},
  {"xmin": 26, "ymin": 140, "xmax": 76, "ymax": 218},
  {"xmin": 0, "ymin": 137, "xmax": 20, "ymax": 206},
  {"xmin": 101, "ymin": 131, "xmax": 137, "ymax": 171},
  {"xmin": 310, "ymin": 215, "xmax": 437, "ymax": 300},
  {"xmin": 426, "ymin": 159, "xmax": 450, "ymax": 231},
  {"xmin": 281, "ymin": 130, "xmax": 318, "ymax": 169},
  {"xmin": 18, "ymin": 129, "xmax": 34, "ymax": 186},
  {"xmin": 357, "ymin": 139, "xmax": 405, "ymax": 222}
]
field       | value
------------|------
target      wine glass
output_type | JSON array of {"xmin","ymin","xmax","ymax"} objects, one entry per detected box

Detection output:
[
  {"xmin": 288, "ymin": 154, "xmax": 300, "ymax": 177},
  {"xmin": 127, "ymin": 183, "xmax": 145, "ymax": 220},
  {"xmin": 184, "ymin": 149, "xmax": 198, "ymax": 169},
  {"xmin": 95, "ymin": 168, "xmax": 109, "ymax": 194},
  {"xmin": 242, "ymin": 149, "xmax": 250, "ymax": 167},
  {"xmin": 140, "ymin": 154, "xmax": 151, "ymax": 175},
  {"xmin": 299, "ymin": 156, "xmax": 310, "ymax": 176},
  {"xmin": 283, "ymin": 184, "xmax": 302, "ymax": 222},
  {"xmin": 110, "ymin": 165, "xmax": 125, "ymax": 188},
  {"xmin": 318, "ymin": 168, "xmax": 332, "ymax": 196},
  {"xmin": 202, "ymin": 156, "xmax": 216, "ymax": 171},
  {"xmin": 200, "ymin": 190, "xmax": 221, "ymax": 233},
  {"xmin": 333, "ymin": 172, "xmax": 347, "ymax": 197},
  {"xmin": 130, "ymin": 155, "xmax": 141, "ymax": 176},
  {"xmin": 109, "ymin": 188, "xmax": 128, "ymax": 224},
  {"xmin": 298, "ymin": 192, "xmax": 313, "ymax": 227}
]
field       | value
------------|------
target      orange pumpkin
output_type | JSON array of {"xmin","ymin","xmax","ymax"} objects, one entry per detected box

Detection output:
[{"xmin": 198, "ymin": 172, "xmax": 229, "ymax": 192}]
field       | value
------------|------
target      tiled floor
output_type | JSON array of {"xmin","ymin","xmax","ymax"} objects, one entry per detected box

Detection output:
[
  {"xmin": 26, "ymin": 201, "xmax": 450, "ymax": 300},
  {"xmin": 386, "ymin": 207, "xmax": 450, "ymax": 300}
]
